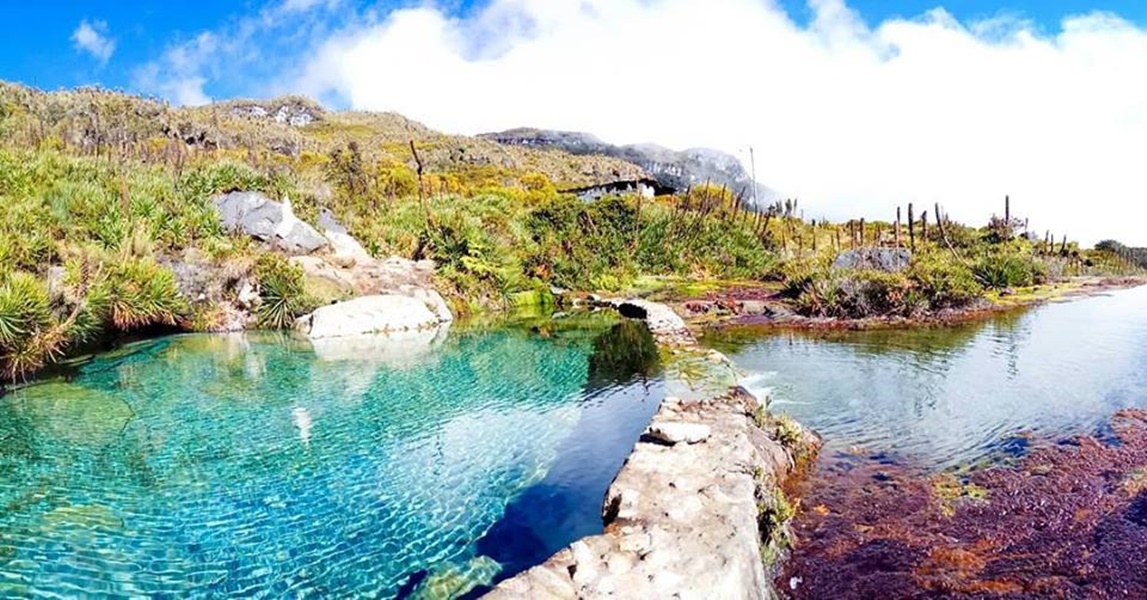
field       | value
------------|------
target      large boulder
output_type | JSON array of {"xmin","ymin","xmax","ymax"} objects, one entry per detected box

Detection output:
[
  {"xmin": 214, "ymin": 192, "xmax": 328, "ymax": 255},
  {"xmin": 295, "ymin": 294, "xmax": 448, "ymax": 339},
  {"xmin": 832, "ymin": 247, "xmax": 912, "ymax": 272},
  {"xmin": 317, "ymin": 208, "xmax": 373, "ymax": 264}
]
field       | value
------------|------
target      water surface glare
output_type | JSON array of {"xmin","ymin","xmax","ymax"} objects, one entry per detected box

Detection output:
[
  {"xmin": 0, "ymin": 322, "xmax": 662, "ymax": 597},
  {"xmin": 711, "ymin": 285, "xmax": 1147, "ymax": 467}
]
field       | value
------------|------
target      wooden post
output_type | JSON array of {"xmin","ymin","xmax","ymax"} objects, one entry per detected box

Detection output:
[
  {"xmin": 859, "ymin": 218, "xmax": 866, "ymax": 246},
  {"xmin": 921, "ymin": 211, "xmax": 928, "ymax": 247},
  {"xmin": 895, "ymin": 207, "xmax": 902, "ymax": 248},
  {"xmin": 1004, "ymin": 195, "xmax": 1011, "ymax": 240},
  {"xmin": 835, "ymin": 226, "xmax": 842, "ymax": 251},
  {"xmin": 409, "ymin": 140, "xmax": 426, "ymax": 217},
  {"xmin": 908, "ymin": 203, "xmax": 916, "ymax": 252},
  {"xmin": 1060, "ymin": 234, "xmax": 1068, "ymax": 255}
]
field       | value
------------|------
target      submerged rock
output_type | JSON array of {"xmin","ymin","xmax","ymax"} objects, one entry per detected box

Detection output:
[
  {"xmin": 832, "ymin": 248, "xmax": 911, "ymax": 272},
  {"xmin": 295, "ymin": 294, "xmax": 449, "ymax": 339}
]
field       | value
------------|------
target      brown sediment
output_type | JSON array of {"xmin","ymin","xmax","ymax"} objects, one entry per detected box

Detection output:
[
  {"xmin": 678, "ymin": 276, "xmax": 1146, "ymax": 333},
  {"xmin": 780, "ymin": 409, "xmax": 1147, "ymax": 599}
]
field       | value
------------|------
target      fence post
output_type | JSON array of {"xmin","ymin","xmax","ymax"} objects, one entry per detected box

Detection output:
[
  {"xmin": 908, "ymin": 203, "xmax": 916, "ymax": 252},
  {"xmin": 895, "ymin": 207, "xmax": 902, "ymax": 248}
]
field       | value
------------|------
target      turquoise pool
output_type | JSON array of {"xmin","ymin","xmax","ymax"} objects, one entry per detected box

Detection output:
[{"xmin": 0, "ymin": 320, "xmax": 663, "ymax": 597}]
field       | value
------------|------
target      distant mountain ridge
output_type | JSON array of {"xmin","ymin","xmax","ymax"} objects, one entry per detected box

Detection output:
[{"xmin": 479, "ymin": 127, "xmax": 778, "ymax": 206}]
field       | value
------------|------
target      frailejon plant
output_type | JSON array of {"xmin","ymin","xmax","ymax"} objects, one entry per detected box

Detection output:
[
  {"xmin": 253, "ymin": 253, "xmax": 316, "ymax": 329},
  {"xmin": 98, "ymin": 258, "xmax": 187, "ymax": 331}
]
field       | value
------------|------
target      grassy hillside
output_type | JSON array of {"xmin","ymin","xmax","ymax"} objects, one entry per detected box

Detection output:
[{"xmin": 0, "ymin": 83, "xmax": 1140, "ymax": 382}]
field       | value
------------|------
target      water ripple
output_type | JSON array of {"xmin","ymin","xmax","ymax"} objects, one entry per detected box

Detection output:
[
  {"xmin": 0, "ymin": 327, "xmax": 662, "ymax": 598},
  {"xmin": 723, "ymin": 285, "xmax": 1147, "ymax": 468}
]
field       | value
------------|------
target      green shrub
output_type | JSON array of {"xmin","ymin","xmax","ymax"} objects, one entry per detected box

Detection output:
[
  {"xmin": 794, "ymin": 270, "xmax": 913, "ymax": 318},
  {"xmin": 0, "ymin": 271, "xmax": 52, "ymax": 348},
  {"xmin": 0, "ymin": 271, "xmax": 57, "ymax": 381},
  {"xmin": 85, "ymin": 258, "xmax": 187, "ymax": 331},
  {"xmin": 973, "ymin": 253, "xmax": 1047, "ymax": 289},
  {"xmin": 909, "ymin": 256, "xmax": 983, "ymax": 309},
  {"xmin": 253, "ymin": 254, "xmax": 315, "ymax": 329}
]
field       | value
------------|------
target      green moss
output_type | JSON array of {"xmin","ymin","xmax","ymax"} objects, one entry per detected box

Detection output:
[
  {"xmin": 932, "ymin": 472, "xmax": 991, "ymax": 517},
  {"xmin": 757, "ymin": 488, "xmax": 797, "ymax": 565},
  {"xmin": 774, "ymin": 414, "xmax": 803, "ymax": 448}
]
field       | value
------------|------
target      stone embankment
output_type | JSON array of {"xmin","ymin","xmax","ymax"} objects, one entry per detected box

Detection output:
[{"xmin": 487, "ymin": 299, "xmax": 819, "ymax": 600}]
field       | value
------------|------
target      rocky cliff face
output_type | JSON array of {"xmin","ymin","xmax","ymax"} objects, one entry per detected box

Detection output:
[{"xmin": 480, "ymin": 128, "xmax": 779, "ymax": 207}]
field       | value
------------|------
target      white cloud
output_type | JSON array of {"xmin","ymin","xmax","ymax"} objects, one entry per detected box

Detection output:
[
  {"xmin": 291, "ymin": 0, "xmax": 1147, "ymax": 246},
  {"xmin": 72, "ymin": 20, "xmax": 116, "ymax": 65},
  {"xmin": 278, "ymin": 0, "xmax": 340, "ymax": 14},
  {"xmin": 134, "ymin": 32, "xmax": 218, "ymax": 105},
  {"xmin": 134, "ymin": 0, "xmax": 342, "ymax": 106}
]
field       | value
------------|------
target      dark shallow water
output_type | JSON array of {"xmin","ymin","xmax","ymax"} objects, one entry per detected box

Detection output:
[
  {"xmin": 0, "ymin": 319, "xmax": 662, "ymax": 598},
  {"xmin": 708, "ymin": 285, "xmax": 1147, "ymax": 598}
]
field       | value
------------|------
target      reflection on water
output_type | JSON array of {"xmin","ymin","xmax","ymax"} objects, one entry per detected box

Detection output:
[
  {"xmin": 709, "ymin": 286, "xmax": 1147, "ymax": 597},
  {"xmin": 709, "ymin": 285, "xmax": 1147, "ymax": 467},
  {"xmin": 0, "ymin": 320, "xmax": 662, "ymax": 598}
]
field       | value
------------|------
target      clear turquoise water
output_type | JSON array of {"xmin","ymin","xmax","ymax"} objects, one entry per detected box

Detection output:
[
  {"xmin": 708, "ymin": 285, "xmax": 1147, "ymax": 468},
  {"xmin": 0, "ymin": 321, "xmax": 662, "ymax": 598}
]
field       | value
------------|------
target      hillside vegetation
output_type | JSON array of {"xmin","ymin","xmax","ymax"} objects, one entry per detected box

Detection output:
[{"xmin": 0, "ymin": 82, "xmax": 1140, "ymax": 382}]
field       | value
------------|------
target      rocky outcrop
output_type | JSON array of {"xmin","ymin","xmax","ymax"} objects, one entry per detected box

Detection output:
[
  {"xmin": 294, "ymin": 294, "xmax": 450, "ymax": 339},
  {"xmin": 162, "ymin": 249, "xmax": 261, "ymax": 332},
  {"xmin": 222, "ymin": 96, "xmax": 325, "ymax": 127},
  {"xmin": 487, "ymin": 300, "xmax": 820, "ymax": 600},
  {"xmin": 317, "ymin": 208, "xmax": 372, "ymax": 264},
  {"xmin": 214, "ymin": 192, "xmax": 329, "ymax": 256},
  {"xmin": 479, "ymin": 128, "xmax": 780, "ymax": 207},
  {"xmin": 210, "ymin": 195, "xmax": 456, "ymax": 335},
  {"xmin": 832, "ymin": 248, "xmax": 912, "ymax": 272},
  {"xmin": 598, "ymin": 299, "xmax": 689, "ymax": 344},
  {"xmin": 290, "ymin": 256, "xmax": 453, "ymax": 322}
]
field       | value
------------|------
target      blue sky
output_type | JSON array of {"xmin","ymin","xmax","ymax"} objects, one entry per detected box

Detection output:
[
  {"xmin": 3, "ymin": 0, "xmax": 1146, "ymax": 100},
  {"xmin": 3, "ymin": 0, "xmax": 1147, "ymax": 244}
]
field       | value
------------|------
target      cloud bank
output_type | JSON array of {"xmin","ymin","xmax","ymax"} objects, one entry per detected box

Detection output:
[
  {"xmin": 147, "ymin": 0, "xmax": 1147, "ymax": 245},
  {"xmin": 283, "ymin": 0, "xmax": 1147, "ymax": 245},
  {"xmin": 72, "ymin": 20, "xmax": 116, "ymax": 65}
]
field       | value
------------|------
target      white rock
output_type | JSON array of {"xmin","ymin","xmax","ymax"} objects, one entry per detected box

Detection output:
[
  {"xmin": 408, "ymin": 287, "xmax": 455, "ymax": 323},
  {"xmin": 317, "ymin": 208, "xmax": 373, "ymax": 264},
  {"xmin": 295, "ymin": 295, "xmax": 438, "ymax": 339},
  {"xmin": 647, "ymin": 422, "xmax": 711, "ymax": 445},
  {"xmin": 236, "ymin": 279, "xmax": 260, "ymax": 310}
]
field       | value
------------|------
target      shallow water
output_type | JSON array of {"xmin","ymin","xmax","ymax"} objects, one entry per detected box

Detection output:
[
  {"xmin": 709, "ymin": 285, "xmax": 1147, "ymax": 598},
  {"xmin": 0, "ymin": 320, "xmax": 662, "ymax": 598},
  {"xmin": 709, "ymin": 285, "xmax": 1147, "ymax": 468}
]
